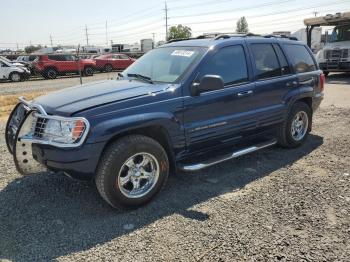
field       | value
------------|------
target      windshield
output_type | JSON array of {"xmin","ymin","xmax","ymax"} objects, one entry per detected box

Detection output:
[
  {"xmin": 123, "ymin": 46, "xmax": 206, "ymax": 83},
  {"xmin": 330, "ymin": 24, "xmax": 350, "ymax": 42},
  {"xmin": 2, "ymin": 56, "xmax": 13, "ymax": 63}
]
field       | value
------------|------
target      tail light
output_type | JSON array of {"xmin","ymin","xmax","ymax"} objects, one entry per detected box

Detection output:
[{"xmin": 319, "ymin": 73, "xmax": 325, "ymax": 92}]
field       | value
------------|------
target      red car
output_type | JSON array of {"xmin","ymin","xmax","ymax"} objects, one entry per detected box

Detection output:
[
  {"xmin": 33, "ymin": 54, "xmax": 96, "ymax": 79},
  {"xmin": 94, "ymin": 54, "xmax": 135, "ymax": 72}
]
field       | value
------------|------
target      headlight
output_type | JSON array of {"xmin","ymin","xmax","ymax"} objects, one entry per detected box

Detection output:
[
  {"xmin": 34, "ymin": 115, "xmax": 89, "ymax": 146},
  {"xmin": 316, "ymin": 50, "xmax": 323, "ymax": 60}
]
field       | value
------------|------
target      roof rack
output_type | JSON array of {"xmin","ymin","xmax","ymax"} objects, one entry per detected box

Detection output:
[
  {"xmin": 262, "ymin": 34, "xmax": 298, "ymax": 41},
  {"xmin": 166, "ymin": 34, "xmax": 215, "ymax": 43},
  {"xmin": 166, "ymin": 32, "xmax": 298, "ymax": 43}
]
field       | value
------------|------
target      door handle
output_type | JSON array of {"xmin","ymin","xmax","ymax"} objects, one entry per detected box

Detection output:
[
  {"xmin": 286, "ymin": 81, "xmax": 298, "ymax": 87},
  {"xmin": 237, "ymin": 90, "xmax": 253, "ymax": 97}
]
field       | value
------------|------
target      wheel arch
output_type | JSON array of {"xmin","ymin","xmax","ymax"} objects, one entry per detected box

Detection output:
[
  {"xmin": 44, "ymin": 66, "xmax": 59, "ymax": 73},
  {"xmin": 96, "ymin": 124, "xmax": 176, "ymax": 175},
  {"xmin": 296, "ymin": 97, "xmax": 312, "ymax": 110}
]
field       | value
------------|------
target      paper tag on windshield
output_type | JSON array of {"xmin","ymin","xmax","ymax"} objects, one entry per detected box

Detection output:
[{"xmin": 171, "ymin": 50, "xmax": 195, "ymax": 57}]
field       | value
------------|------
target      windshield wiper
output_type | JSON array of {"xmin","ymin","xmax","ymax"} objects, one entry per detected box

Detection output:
[{"xmin": 127, "ymin": 73, "xmax": 153, "ymax": 84}]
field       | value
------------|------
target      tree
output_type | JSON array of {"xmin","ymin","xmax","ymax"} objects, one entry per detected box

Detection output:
[
  {"xmin": 168, "ymin": 25, "xmax": 192, "ymax": 40},
  {"xmin": 24, "ymin": 45, "xmax": 42, "ymax": 54},
  {"xmin": 236, "ymin": 17, "xmax": 249, "ymax": 34}
]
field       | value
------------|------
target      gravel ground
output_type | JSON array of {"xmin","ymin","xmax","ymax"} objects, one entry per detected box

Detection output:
[{"xmin": 0, "ymin": 75, "xmax": 349, "ymax": 261}]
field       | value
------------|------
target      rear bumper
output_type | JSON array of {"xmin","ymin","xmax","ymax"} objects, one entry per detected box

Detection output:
[
  {"xmin": 313, "ymin": 92, "xmax": 324, "ymax": 112},
  {"xmin": 32, "ymin": 141, "xmax": 106, "ymax": 180},
  {"xmin": 319, "ymin": 62, "xmax": 350, "ymax": 72}
]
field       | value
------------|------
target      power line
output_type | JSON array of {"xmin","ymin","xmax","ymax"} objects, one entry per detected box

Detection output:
[
  {"xmin": 169, "ymin": 0, "xmax": 293, "ymax": 19},
  {"xmin": 168, "ymin": 6, "xmax": 345, "ymax": 27},
  {"xmin": 169, "ymin": 0, "xmax": 234, "ymax": 10}
]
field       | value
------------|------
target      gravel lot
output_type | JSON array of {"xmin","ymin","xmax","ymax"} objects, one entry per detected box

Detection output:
[{"xmin": 0, "ymin": 73, "xmax": 349, "ymax": 261}]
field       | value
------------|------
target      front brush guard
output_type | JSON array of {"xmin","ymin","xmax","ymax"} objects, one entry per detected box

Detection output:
[{"xmin": 6, "ymin": 103, "xmax": 47, "ymax": 175}]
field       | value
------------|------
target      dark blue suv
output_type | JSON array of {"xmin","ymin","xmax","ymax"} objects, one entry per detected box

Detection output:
[{"xmin": 5, "ymin": 35, "xmax": 325, "ymax": 208}]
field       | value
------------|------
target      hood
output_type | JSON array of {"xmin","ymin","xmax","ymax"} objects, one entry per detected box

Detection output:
[
  {"xmin": 82, "ymin": 58, "xmax": 96, "ymax": 63},
  {"xmin": 34, "ymin": 80, "xmax": 169, "ymax": 116},
  {"xmin": 324, "ymin": 41, "xmax": 350, "ymax": 49},
  {"xmin": 12, "ymin": 62, "xmax": 26, "ymax": 67}
]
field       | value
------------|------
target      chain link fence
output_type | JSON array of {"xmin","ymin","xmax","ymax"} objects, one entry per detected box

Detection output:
[{"xmin": 0, "ymin": 50, "xmax": 146, "ymax": 85}]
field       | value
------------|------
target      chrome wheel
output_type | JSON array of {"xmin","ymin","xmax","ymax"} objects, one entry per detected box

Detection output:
[
  {"xmin": 117, "ymin": 152, "xmax": 159, "ymax": 199},
  {"xmin": 11, "ymin": 73, "xmax": 21, "ymax": 82},
  {"xmin": 291, "ymin": 111, "xmax": 308, "ymax": 141}
]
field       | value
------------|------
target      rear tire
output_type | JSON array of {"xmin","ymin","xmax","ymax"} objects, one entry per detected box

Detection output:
[
  {"xmin": 104, "ymin": 64, "xmax": 113, "ymax": 72},
  {"xmin": 95, "ymin": 135, "xmax": 169, "ymax": 209},
  {"xmin": 9, "ymin": 72, "xmax": 21, "ymax": 82},
  {"xmin": 277, "ymin": 102, "xmax": 312, "ymax": 148}
]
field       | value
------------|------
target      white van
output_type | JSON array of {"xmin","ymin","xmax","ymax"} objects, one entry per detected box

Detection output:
[{"xmin": 0, "ymin": 56, "xmax": 30, "ymax": 82}]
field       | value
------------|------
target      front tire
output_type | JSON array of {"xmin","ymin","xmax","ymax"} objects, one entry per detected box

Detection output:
[
  {"xmin": 95, "ymin": 135, "xmax": 169, "ymax": 209},
  {"xmin": 10, "ymin": 72, "xmax": 21, "ymax": 82},
  {"xmin": 277, "ymin": 102, "xmax": 312, "ymax": 148},
  {"xmin": 83, "ymin": 66, "xmax": 94, "ymax": 76},
  {"xmin": 45, "ymin": 68, "xmax": 58, "ymax": 79}
]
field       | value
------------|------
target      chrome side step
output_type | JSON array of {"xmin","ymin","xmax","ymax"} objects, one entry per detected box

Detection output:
[{"xmin": 179, "ymin": 139, "xmax": 277, "ymax": 171}]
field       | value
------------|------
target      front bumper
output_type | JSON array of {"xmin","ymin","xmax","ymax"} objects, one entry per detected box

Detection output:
[
  {"xmin": 21, "ymin": 71, "xmax": 30, "ymax": 80},
  {"xmin": 319, "ymin": 62, "xmax": 350, "ymax": 72},
  {"xmin": 5, "ymin": 98, "xmax": 103, "ymax": 179},
  {"xmin": 32, "ymin": 142, "xmax": 105, "ymax": 179}
]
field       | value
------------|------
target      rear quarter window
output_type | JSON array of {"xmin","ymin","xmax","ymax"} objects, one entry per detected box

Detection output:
[{"xmin": 283, "ymin": 44, "xmax": 316, "ymax": 73}]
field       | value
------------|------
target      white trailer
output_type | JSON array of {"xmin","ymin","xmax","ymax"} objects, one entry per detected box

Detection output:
[{"xmin": 291, "ymin": 27, "xmax": 322, "ymax": 52}]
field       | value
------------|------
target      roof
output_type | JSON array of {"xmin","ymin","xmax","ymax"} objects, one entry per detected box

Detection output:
[{"xmin": 304, "ymin": 11, "xmax": 350, "ymax": 26}]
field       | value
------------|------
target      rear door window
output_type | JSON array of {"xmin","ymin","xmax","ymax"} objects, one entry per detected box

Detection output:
[
  {"xmin": 199, "ymin": 45, "xmax": 248, "ymax": 86},
  {"xmin": 251, "ymin": 43, "xmax": 281, "ymax": 80},
  {"xmin": 273, "ymin": 44, "xmax": 291, "ymax": 75},
  {"xmin": 283, "ymin": 44, "xmax": 316, "ymax": 73},
  {"xmin": 48, "ymin": 55, "xmax": 66, "ymax": 61},
  {"xmin": 64, "ymin": 55, "xmax": 75, "ymax": 61}
]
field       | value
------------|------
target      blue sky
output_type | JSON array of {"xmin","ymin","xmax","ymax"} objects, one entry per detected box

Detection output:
[{"xmin": 0, "ymin": 0, "xmax": 349, "ymax": 49}]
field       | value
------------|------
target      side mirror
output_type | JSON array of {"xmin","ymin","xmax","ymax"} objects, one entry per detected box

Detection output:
[{"xmin": 190, "ymin": 75, "xmax": 224, "ymax": 96}]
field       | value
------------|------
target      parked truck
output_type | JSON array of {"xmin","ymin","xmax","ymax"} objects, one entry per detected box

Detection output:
[{"xmin": 305, "ymin": 12, "xmax": 350, "ymax": 76}]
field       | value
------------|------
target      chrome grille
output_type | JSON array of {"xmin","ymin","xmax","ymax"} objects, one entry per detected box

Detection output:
[
  {"xmin": 33, "ymin": 117, "xmax": 47, "ymax": 138},
  {"xmin": 324, "ymin": 49, "xmax": 349, "ymax": 60}
]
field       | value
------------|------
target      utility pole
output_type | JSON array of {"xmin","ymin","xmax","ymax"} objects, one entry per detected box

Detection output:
[
  {"xmin": 16, "ymin": 43, "xmax": 19, "ymax": 51},
  {"xmin": 105, "ymin": 21, "xmax": 108, "ymax": 46},
  {"xmin": 50, "ymin": 34, "xmax": 53, "ymax": 47},
  {"xmin": 164, "ymin": 1, "xmax": 168, "ymax": 41},
  {"xmin": 312, "ymin": 11, "xmax": 318, "ymax": 17},
  {"xmin": 152, "ymin": 33, "xmax": 155, "ymax": 48},
  {"xmin": 85, "ymin": 25, "xmax": 89, "ymax": 46}
]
